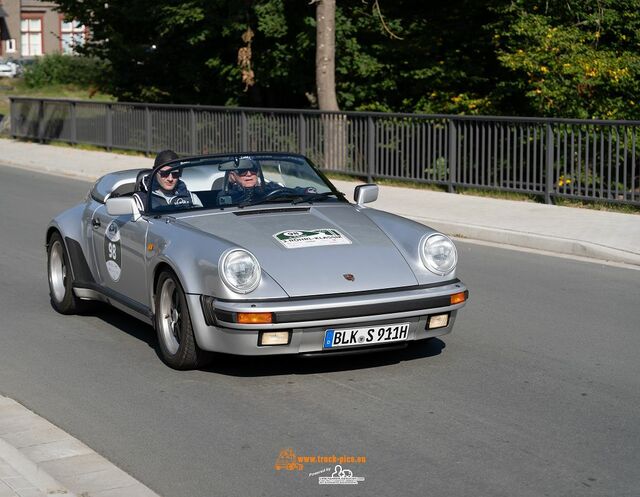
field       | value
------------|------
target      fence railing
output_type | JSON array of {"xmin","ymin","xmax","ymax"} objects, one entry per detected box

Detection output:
[{"xmin": 9, "ymin": 97, "xmax": 640, "ymax": 206}]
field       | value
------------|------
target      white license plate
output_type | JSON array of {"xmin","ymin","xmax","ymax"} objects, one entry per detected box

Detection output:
[{"xmin": 323, "ymin": 323, "xmax": 410, "ymax": 349}]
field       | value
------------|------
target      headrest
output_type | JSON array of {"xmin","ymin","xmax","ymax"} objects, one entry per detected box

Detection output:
[{"xmin": 135, "ymin": 168, "xmax": 152, "ymax": 192}]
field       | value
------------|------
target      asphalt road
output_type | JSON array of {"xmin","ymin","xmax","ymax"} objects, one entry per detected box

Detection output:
[{"xmin": 1, "ymin": 165, "xmax": 639, "ymax": 497}]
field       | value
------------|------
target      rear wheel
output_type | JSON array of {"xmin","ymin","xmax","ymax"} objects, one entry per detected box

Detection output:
[
  {"xmin": 155, "ymin": 270, "xmax": 209, "ymax": 370},
  {"xmin": 47, "ymin": 232, "xmax": 85, "ymax": 314}
]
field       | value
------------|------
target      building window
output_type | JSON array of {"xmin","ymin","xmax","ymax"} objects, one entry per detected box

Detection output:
[
  {"xmin": 61, "ymin": 20, "xmax": 85, "ymax": 54},
  {"xmin": 6, "ymin": 39, "xmax": 16, "ymax": 54},
  {"xmin": 21, "ymin": 16, "xmax": 43, "ymax": 56}
]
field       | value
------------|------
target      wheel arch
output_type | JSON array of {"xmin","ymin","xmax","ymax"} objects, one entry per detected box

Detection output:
[
  {"xmin": 46, "ymin": 226, "xmax": 61, "ymax": 247},
  {"xmin": 153, "ymin": 261, "xmax": 177, "ymax": 296},
  {"xmin": 46, "ymin": 227, "xmax": 77, "ymax": 281},
  {"xmin": 150, "ymin": 260, "xmax": 189, "ymax": 316}
]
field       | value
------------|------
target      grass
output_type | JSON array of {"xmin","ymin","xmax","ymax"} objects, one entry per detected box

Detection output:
[
  {"xmin": 0, "ymin": 77, "xmax": 114, "ymax": 120},
  {"xmin": 554, "ymin": 197, "xmax": 640, "ymax": 214}
]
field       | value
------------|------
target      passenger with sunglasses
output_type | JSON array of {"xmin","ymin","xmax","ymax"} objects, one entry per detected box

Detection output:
[{"xmin": 134, "ymin": 150, "xmax": 202, "ymax": 210}]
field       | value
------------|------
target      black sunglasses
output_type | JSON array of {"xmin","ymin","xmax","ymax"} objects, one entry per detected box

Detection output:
[
  {"xmin": 236, "ymin": 168, "xmax": 258, "ymax": 176},
  {"xmin": 158, "ymin": 170, "xmax": 181, "ymax": 179}
]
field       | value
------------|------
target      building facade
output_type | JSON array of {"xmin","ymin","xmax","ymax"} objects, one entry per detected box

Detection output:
[{"xmin": 0, "ymin": 0, "xmax": 84, "ymax": 59}]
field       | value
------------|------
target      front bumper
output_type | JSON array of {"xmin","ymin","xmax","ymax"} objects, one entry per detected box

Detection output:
[{"xmin": 187, "ymin": 280, "xmax": 468, "ymax": 355}]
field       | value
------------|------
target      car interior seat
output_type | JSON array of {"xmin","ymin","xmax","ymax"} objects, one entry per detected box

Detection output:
[
  {"xmin": 135, "ymin": 168, "xmax": 153, "ymax": 192},
  {"xmin": 211, "ymin": 175, "xmax": 226, "ymax": 191}
]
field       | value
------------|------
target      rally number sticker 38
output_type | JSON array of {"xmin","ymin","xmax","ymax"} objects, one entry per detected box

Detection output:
[
  {"xmin": 274, "ymin": 229, "xmax": 352, "ymax": 249},
  {"xmin": 104, "ymin": 220, "xmax": 122, "ymax": 281}
]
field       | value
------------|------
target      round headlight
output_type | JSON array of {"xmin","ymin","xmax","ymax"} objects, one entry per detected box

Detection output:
[
  {"xmin": 219, "ymin": 249, "xmax": 261, "ymax": 294},
  {"xmin": 420, "ymin": 234, "xmax": 457, "ymax": 275}
]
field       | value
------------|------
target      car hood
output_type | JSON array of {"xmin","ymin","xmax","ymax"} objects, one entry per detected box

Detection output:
[{"xmin": 179, "ymin": 205, "xmax": 419, "ymax": 297}]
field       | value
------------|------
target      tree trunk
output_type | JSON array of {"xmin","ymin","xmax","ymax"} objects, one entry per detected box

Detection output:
[
  {"xmin": 315, "ymin": 0, "xmax": 346, "ymax": 170},
  {"xmin": 315, "ymin": 0, "xmax": 339, "ymax": 112}
]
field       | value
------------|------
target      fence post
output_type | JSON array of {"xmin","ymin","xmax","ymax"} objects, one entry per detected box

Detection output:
[
  {"xmin": 145, "ymin": 106, "xmax": 152, "ymax": 155},
  {"xmin": 37, "ymin": 100, "xmax": 45, "ymax": 143},
  {"xmin": 298, "ymin": 114, "xmax": 306, "ymax": 155},
  {"xmin": 241, "ymin": 111, "xmax": 248, "ymax": 151},
  {"xmin": 545, "ymin": 123, "xmax": 554, "ymax": 204},
  {"xmin": 9, "ymin": 98, "xmax": 16, "ymax": 138},
  {"xmin": 190, "ymin": 107, "xmax": 197, "ymax": 155},
  {"xmin": 106, "ymin": 103, "xmax": 113, "ymax": 151},
  {"xmin": 367, "ymin": 116, "xmax": 375, "ymax": 183},
  {"xmin": 70, "ymin": 101, "xmax": 77, "ymax": 145},
  {"xmin": 448, "ymin": 119, "xmax": 457, "ymax": 193}
]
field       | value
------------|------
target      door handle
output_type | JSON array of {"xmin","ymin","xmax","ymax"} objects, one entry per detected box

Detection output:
[{"xmin": 92, "ymin": 218, "xmax": 101, "ymax": 228}]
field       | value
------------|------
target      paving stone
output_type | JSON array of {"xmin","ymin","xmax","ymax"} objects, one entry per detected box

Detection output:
[
  {"xmin": 56, "ymin": 467, "xmax": 137, "ymax": 495},
  {"xmin": 0, "ymin": 479, "xmax": 18, "ymax": 497},
  {"xmin": 19, "ymin": 440, "xmax": 92, "ymax": 464},
  {"xmin": 40, "ymin": 453, "xmax": 113, "ymax": 478},
  {"xmin": 1, "ymin": 425, "xmax": 70, "ymax": 450},
  {"xmin": 15, "ymin": 488, "xmax": 45, "ymax": 497},
  {"xmin": 0, "ymin": 405, "xmax": 29, "ymax": 419},
  {"xmin": 1, "ymin": 477, "xmax": 32, "ymax": 491},
  {"xmin": 0, "ymin": 414, "xmax": 41, "ymax": 436},
  {"xmin": 0, "ymin": 463, "xmax": 19, "ymax": 478}
]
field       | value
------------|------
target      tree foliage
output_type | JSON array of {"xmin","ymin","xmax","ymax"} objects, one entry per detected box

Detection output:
[
  {"xmin": 54, "ymin": 0, "xmax": 640, "ymax": 119},
  {"xmin": 491, "ymin": 0, "xmax": 640, "ymax": 119}
]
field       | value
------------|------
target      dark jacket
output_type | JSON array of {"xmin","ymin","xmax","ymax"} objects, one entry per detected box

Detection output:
[{"xmin": 133, "ymin": 180, "xmax": 194, "ymax": 211}]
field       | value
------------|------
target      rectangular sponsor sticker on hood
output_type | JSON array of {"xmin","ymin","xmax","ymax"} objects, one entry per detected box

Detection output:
[{"xmin": 274, "ymin": 229, "xmax": 352, "ymax": 249}]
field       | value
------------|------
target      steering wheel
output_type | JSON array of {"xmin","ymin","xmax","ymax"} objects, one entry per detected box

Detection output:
[{"xmin": 258, "ymin": 187, "xmax": 297, "ymax": 200}]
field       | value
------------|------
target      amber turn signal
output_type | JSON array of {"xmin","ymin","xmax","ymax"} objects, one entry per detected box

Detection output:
[
  {"xmin": 237, "ymin": 312, "xmax": 274, "ymax": 324},
  {"xmin": 450, "ymin": 291, "xmax": 467, "ymax": 305}
]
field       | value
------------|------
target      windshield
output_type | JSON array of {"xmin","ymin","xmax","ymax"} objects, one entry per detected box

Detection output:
[{"xmin": 146, "ymin": 154, "xmax": 344, "ymax": 213}]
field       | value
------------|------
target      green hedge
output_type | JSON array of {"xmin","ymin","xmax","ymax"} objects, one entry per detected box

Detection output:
[{"xmin": 22, "ymin": 54, "xmax": 108, "ymax": 88}]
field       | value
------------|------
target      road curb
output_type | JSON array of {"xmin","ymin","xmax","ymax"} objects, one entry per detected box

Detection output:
[
  {"xmin": 0, "ymin": 396, "xmax": 161, "ymax": 497},
  {"xmin": 410, "ymin": 217, "xmax": 640, "ymax": 266},
  {"xmin": 0, "ymin": 435, "xmax": 75, "ymax": 496}
]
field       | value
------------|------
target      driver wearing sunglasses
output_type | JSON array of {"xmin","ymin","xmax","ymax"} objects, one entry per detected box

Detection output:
[{"xmin": 228, "ymin": 166, "xmax": 260, "ymax": 189}]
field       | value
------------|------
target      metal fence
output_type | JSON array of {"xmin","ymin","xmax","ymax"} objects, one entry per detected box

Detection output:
[{"xmin": 9, "ymin": 97, "xmax": 640, "ymax": 206}]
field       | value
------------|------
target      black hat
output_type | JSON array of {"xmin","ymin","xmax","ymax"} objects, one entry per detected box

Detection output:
[{"xmin": 154, "ymin": 149, "xmax": 179, "ymax": 168}]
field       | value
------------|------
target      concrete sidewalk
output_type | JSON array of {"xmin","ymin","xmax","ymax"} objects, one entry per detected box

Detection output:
[
  {"xmin": 1, "ymin": 138, "xmax": 638, "ymax": 266},
  {"xmin": 0, "ymin": 395, "xmax": 159, "ymax": 497}
]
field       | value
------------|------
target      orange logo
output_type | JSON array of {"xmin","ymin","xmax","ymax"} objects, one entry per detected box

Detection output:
[{"xmin": 274, "ymin": 448, "xmax": 304, "ymax": 471}]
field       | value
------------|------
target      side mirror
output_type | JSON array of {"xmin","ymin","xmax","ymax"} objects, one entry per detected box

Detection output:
[
  {"xmin": 354, "ymin": 184, "xmax": 379, "ymax": 206},
  {"xmin": 106, "ymin": 197, "xmax": 141, "ymax": 221}
]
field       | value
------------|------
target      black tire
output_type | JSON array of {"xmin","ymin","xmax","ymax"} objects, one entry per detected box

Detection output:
[
  {"xmin": 154, "ymin": 270, "xmax": 209, "ymax": 370},
  {"xmin": 47, "ymin": 232, "xmax": 85, "ymax": 314}
]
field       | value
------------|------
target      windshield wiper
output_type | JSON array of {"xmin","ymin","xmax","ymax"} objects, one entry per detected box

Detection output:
[{"xmin": 291, "ymin": 192, "xmax": 342, "ymax": 204}]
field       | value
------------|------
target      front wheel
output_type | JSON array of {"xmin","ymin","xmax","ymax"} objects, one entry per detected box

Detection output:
[
  {"xmin": 47, "ymin": 232, "xmax": 85, "ymax": 314},
  {"xmin": 155, "ymin": 270, "xmax": 209, "ymax": 370}
]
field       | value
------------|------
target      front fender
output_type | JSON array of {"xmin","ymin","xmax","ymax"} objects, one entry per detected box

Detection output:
[
  {"xmin": 146, "ymin": 219, "xmax": 288, "ymax": 302},
  {"xmin": 359, "ymin": 207, "xmax": 458, "ymax": 283}
]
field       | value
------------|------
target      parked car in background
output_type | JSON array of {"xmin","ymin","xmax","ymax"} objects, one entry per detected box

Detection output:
[{"xmin": 0, "ymin": 60, "xmax": 20, "ymax": 78}]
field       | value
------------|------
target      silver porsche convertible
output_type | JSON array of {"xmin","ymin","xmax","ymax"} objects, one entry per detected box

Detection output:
[{"xmin": 46, "ymin": 153, "xmax": 468, "ymax": 369}]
